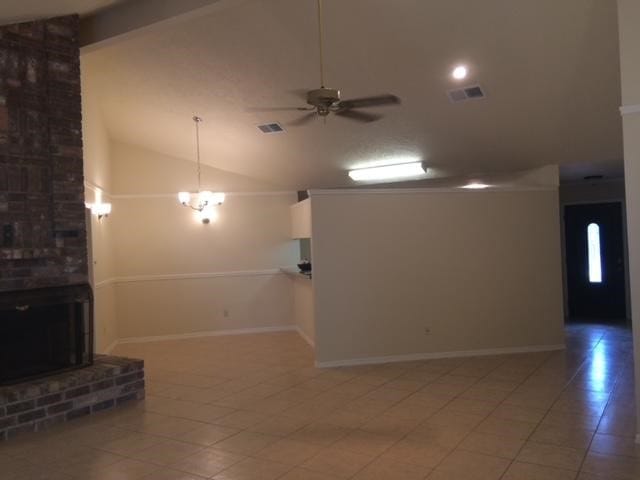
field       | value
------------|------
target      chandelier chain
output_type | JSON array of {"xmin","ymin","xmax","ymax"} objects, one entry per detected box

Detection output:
[
  {"xmin": 317, "ymin": 0, "xmax": 325, "ymax": 88},
  {"xmin": 193, "ymin": 116, "xmax": 202, "ymax": 193}
]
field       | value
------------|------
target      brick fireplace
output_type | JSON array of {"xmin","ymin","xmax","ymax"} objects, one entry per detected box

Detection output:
[
  {"xmin": 0, "ymin": 16, "xmax": 87, "ymax": 290},
  {"xmin": 0, "ymin": 15, "xmax": 144, "ymax": 440}
]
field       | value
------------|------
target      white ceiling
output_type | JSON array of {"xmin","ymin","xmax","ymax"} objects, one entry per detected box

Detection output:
[
  {"xmin": 58, "ymin": 1, "xmax": 628, "ymax": 188},
  {"xmin": 0, "ymin": 0, "xmax": 124, "ymax": 24}
]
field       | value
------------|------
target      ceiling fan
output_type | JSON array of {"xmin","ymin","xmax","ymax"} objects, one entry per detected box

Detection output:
[{"xmin": 251, "ymin": 0, "xmax": 401, "ymax": 125}]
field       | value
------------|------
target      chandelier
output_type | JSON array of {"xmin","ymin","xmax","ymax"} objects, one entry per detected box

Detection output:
[{"xmin": 177, "ymin": 116, "xmax": 225, "ymax": 224}]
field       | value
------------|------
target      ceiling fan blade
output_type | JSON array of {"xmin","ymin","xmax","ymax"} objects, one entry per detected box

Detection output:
[
  {"xmin": 334, "ymin": 109, "xmax": 382, "ymax": 123},
  {"xmin": 289, "ymin": 111, "xmax": 318, "ymax": 126},
  {"xmin": 338, "ymin": 94, "xmax": 400, "ymax": 109},
  {"xmin": 246, "ymin": 106, "xmax": 313, "ymax": 112}
]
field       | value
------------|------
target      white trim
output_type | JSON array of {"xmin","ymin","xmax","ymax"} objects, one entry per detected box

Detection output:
[
  {"xmin": 308, "ymin": 186, "xmax": 556, "ymax": 197},
  {"xmin": 314, "ymin": 344, "xmax": 566, "ymax": 368},
  {"xmin": 84, "ymin": 180, "xmax": 109, "ymax": 195},
  {"xmin": 83, "ymin": 181, "xmax": 295, "ymax": 200},
  {"xmin": 620, "ymin": 104, "xmax": 640, "ymax": 116},
  {"xmin": 94, "ymin": 278, "xmax": 117, "ymax": 289},
  {"xmin": 112, "ymin": 191, "xmax": 296, "ymax": 200},
  {"xmin": 116, "ymin": 326, "xmax": 297, "ymax": 345},
  {"xmin": 103, "ymin": 340, "xmax": 118, "ymax": 354},
  {"xmin": 93, "ymin": 269, "xmax": 284, "ymax": 289},
  {"xmin": 111, "ymin": 269, "xmax": 282, "ymax": 285},
  {"xmin": 296, "ymin": 327, "xmax": 315, "ymax": 348},
  {"xmin": 102, "ymin": 325, "xmax": 311, "ymax": 353}
]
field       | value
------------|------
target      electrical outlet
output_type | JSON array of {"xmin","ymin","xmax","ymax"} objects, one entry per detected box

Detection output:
[{"xmin": 223, "ymin": 309, "xmax": 230, "ymax": 318}]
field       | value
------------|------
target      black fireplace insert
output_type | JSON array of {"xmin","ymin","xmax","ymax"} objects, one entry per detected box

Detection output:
[{"xmin": 0, "ymin": 284, "xmax": 93, "ymax": 385}]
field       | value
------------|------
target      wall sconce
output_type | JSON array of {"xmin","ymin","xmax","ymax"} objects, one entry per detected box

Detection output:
[{"xmin": 87, "ymin": 202, "xmax": 112, "ymax": 220}]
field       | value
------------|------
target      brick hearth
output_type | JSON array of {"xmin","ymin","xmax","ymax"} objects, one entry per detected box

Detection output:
[
  {"xmin": 0, "ymin": 15, "xmax": 145, "ymax": 438},
  {"xmin": 0, "ymin": 355, "xmax": 145, "ymax": 441}
]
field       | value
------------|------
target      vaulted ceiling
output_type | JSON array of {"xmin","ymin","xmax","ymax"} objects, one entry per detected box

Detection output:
[{"xmin": 3, "ymin": 0, "xmax": 624, "ymax": 189}]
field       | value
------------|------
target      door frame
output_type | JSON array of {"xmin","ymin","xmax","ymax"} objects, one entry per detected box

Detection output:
[{"xmin": 560, "ymin": 199, "xmax": 631, "ymax": 324}]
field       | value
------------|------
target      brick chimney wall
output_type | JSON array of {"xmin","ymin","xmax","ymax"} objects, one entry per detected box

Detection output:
[{"xmin": 0, "ymin": 15, "xmax": 88, "ymax": 292}]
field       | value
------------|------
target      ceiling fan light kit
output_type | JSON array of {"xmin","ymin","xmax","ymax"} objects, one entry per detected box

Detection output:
[{"xmin": 249, "ymin": 0, "xmax": 401, "ymax": 125}]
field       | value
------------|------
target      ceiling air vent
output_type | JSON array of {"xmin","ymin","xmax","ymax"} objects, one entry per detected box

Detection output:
[
  {"xmin": 257, "ymin": 122, "xmax": 285, "ymax": 134},
  {"xmin": 447, "ymin": 84, "xmax": 486, "ymax": 103}
]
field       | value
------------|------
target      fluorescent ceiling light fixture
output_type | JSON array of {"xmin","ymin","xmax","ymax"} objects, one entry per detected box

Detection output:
[
  {"xmin": 462, "ymin": 182, "xmax": 491, "ymax": 189},
  {"xmin": 348, "ymin": 162, "xmax": 426, "ymax": 182},
  {"xmin": 452, "ymin": 65, "xmax": 468, "ymax": 80}
]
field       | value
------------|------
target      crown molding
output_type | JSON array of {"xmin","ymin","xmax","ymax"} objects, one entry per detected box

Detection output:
[
  {"xmin": 308, "ymin": 185, "xmax": 556, "ymax": 197},
  {"xmin": 112, "ymin": 191, "xmax": 296, "ymax": 200},
  {"xmin": 83, "ymin": 181, "xmax": 295, "ymax": 200}
]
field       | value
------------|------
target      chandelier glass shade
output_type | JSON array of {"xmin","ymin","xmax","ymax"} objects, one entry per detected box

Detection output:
[{"xmin": 178, "ymin": 116, "xmax": 225, "ymax": 224}]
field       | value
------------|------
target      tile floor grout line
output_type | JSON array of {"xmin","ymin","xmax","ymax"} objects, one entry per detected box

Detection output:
[
  {"xmin": 383, "ymin": 353, "xmax": 526, "ymax": 478},
  {"xmin": 182, "ymin": 359, "xmax": 430, "ymax": 479},
  {"xmin": 270, "ymin": 361, "xmax": 451, "ymax": 479},
  {"xmin": 496, "ymin": 327, "xmax": 608, "ymax": 480},
  {"xmin": 434, "ymin": 349, "xmax": 559, "ymax": 480},
  {"xmin": 572, "ymin": 330, "xmax": 625, "ymax": 478},
  {"xmin": 2, "ymin": 326, "xmax": 635, "ymax": 480}
]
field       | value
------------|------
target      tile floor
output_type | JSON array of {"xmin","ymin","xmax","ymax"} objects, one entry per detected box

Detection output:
[{"xmin": 0, "ymin": 323, "xmax": 638, "ymax": 479}]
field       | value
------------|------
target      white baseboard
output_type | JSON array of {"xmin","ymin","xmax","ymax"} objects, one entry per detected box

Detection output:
[
  {"xmin": 314, "ymin": 343, "xmax": 566, "ymax": 368},
  {"xmin": 100, "ymin": 325, "xmax": 315, "ymax": 354},
  {"xmin": 296, "ymin": 327, "xmax": 315, "ymax": 348},
  {"xmin": 110, "ymin": 325, "xmax": 298, "ymax": 348},
  {"xmin": 102, "ymin": 340, "xmax": 118, "ymax": 354}
]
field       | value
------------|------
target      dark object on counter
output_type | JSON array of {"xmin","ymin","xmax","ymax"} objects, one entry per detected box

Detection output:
[{"xmin": 297, "ymin": 261, "xmax": 312, "ymax": 273}]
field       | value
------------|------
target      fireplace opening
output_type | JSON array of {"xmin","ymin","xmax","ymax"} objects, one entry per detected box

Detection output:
[{"xmin": 0, "ymin": 285, "xmax": 93, "ymax": 386}]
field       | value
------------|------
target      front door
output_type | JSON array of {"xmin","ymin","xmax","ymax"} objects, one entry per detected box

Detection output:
[{"xmin": 565, "ymin": 202, "xmax": 627, "ymax": 321}]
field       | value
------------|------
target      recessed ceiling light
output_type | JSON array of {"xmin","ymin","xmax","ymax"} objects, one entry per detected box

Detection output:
[
  {"xmin": 348, "ymin": 162, "xmax": 427, "ymax": 182},
  {"xmin": 462, "ymin": 182, "xmax": 491, "ymax": 189},
  {"xmin": 452, "ymin": 65, "xmax": 468, "ymax": 80}
]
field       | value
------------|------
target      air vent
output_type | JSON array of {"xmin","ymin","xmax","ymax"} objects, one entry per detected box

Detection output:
[
  {"xmin": 257, "ymin": 123, "xmax": 285, "ymax": 134},
  {"xmin": 447, "ymin": 84, "xmax": 486, "ymax": 103}
]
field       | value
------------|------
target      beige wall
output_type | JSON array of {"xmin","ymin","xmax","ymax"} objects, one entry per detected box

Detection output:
[
  {"xmin": 115, "ymin": 274, "xmax": 293, "ymax": 339},
  {"xmin": 82, "ymin": 60, "xmax": 118, "ymax": 352},
  {"xmin": 109, "ymin": 194, "xmax": 299, "ymax": 338},
  {"xmin": 618, "ymin": 0, "xmax": 640, "ymax": 441},
  {"xmin": 292, "ymin": 276, "xmax": 315, "ymax": 346},
  {"xmin": 107, "ymin": 142, "xmax": 299, "ymax": 339},
  {"xmin": 111, "ymin": 141, "xmax": 282, "ymax": 195},
  {"xmin": 82, "ymin": 93, "xmax": 300, "ymax": 343},
  {"xmin": 310, "ymin": 189, "xmax": 565, "ymax": 365},
  {"xmin": 111, "ymin": 195, "xmax": 296, "ymax": 276},
  {"xmin": 290, "ymin": 199, "xmax": 311, "ymax": 239}
]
